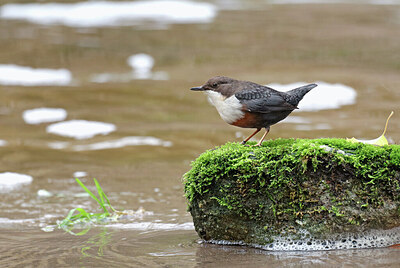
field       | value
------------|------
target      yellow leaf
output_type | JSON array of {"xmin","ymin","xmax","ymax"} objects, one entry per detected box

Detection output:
[{"xmin": 347, "ymin": 111, "xmax": 394, "ymax": 146}]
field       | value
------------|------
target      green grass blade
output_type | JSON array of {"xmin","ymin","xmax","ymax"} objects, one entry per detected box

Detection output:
[
  {"xmin": 103, "ymin": 194, "xmax": 116, "ymax": 212},
  {"xmin": 75, "ymin": 178, "xmax": 107, "ymax": 212},
  {"xmin": 93, "ymin": 178, "xmax": 106, "ymax": 209},
  {"xmin": 58, "ymin": 178, "xmax": 117, "ymax": 235},
  {"xmin": 75, "ymin": 207, "xmax": 92, "ymax": 220},
  {"xmin": 58, "ymin": 208, "xmax": 80, "ymax": 228},
  {"xmin": 94, "ymin": 178, "xmax": 116, "ymax": 212}
]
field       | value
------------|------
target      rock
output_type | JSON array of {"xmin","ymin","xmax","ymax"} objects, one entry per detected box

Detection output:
[{"xmin": 183, "ymin": 138, "xmax": 400, "ymax": 250}]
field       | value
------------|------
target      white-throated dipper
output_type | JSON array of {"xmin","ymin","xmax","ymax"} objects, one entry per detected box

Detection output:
[{"xmin": 191, "ymin": 76, "xmax": 317, "ymax": 146}]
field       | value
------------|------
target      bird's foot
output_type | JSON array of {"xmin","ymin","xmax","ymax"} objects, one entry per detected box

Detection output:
[{"xmin": 241, "ymin": 140, "xmax": 248, "ymax": 146}]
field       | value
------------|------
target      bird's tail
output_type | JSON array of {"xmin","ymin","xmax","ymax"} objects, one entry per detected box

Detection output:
[{"xmin": 286, "ymin": 83, "xmax": 317, "ymax": 107}]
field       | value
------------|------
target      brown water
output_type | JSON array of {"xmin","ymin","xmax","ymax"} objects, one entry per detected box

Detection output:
[{"xmin": 0, "ymin": 1, "xmax": 399, "ymax": 267}]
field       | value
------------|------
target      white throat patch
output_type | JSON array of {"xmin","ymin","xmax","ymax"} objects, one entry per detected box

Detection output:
[{"xmin": 205, "ymin": 91, "xmax": 244, "ymax": 124}]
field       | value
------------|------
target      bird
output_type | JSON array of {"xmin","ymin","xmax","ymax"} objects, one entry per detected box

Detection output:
[{"xmin": 190, "ymin": 76, "xmax": 317, "ymax": 146}]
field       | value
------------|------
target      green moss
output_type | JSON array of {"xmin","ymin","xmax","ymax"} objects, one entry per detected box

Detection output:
[{"xmin": 183, "ymin": 138, "xmax": 400, "ymax": 244}]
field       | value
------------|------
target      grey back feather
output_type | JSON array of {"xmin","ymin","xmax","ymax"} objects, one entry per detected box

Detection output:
[{"xmin": 235, "ymin": 85, "xmax": 297, "ymax": 114}]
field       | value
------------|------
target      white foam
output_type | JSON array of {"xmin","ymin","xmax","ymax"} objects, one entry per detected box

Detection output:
[
  {"xmin": 267, "ymin": 81, "xmax": 357, "ymax": 112},
  {"xmin": 0, "ymin": 172, "xmax": 33, "ymax": 190},
  {"xmin": 0, "ymin": 1, "xmax": 217, "ymax": 27},
  {"xmin": 22, "ymin": 108, "xmax": 67, "ymax": 124},
  {"xmin": 72, "ymin": 136, "xmax": 173, "ymax": 151},
  {"xmin": 106, "ymin": 222, "xmax": 194, "ymax": 231},
  {"xmin": 0, "ymin": 140, "xmax": 7, "ymax": 146},
  {"xmin": 208, "ymin": 227, "xmax": 400, "ymax": 251},
  {"xmin": 46, "ymin": 120, "xmax": 116, "ymax": 139},
  {"xmin": 0, "ymin": 64, "xmax": 71, "ymax": 86},
  {"xmin": 73, "ymin": 171, "xmax": 87, "ymax": 178}
]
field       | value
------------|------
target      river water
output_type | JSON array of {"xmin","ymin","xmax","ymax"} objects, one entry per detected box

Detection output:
[{"xmin": 0, "ymin": 1, "xmax": 399, "ymax": 267}]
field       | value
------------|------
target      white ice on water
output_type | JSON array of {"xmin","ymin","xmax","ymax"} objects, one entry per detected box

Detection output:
[
  {"xmin": 22, "ymin": 108, "xmax": 67, "ymax": 124},
  {"xmin": 0, "ymin": 64, "xmax": 71, "ymax": 86},
  {"xmin": 268, "ymin": 81, "xmax": 357, "ymax": 112},
  {"xmin": 0, "ymin": 1, "xmax": 217, "ymax": 27},
  {"xmin": 46, "ymin": 120, "xmax": 116, "ymax": 139},
  {"xmin": 0, "ymin": 172, "xmax": 33, "ymax": 190}
]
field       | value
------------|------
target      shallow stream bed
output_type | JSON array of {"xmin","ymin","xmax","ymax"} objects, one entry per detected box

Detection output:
[{"xmin": 0, "ymin": 1, "xmax": 399, "ymax": 266}]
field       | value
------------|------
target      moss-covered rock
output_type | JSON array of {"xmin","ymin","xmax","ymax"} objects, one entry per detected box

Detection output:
[{"xmin": 183, "ymin": 138, "xmax": 400, "ymax": 250}]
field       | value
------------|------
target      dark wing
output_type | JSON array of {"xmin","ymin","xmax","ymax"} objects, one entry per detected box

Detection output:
[{"xmin": 235, "ymin": 85, "xmax": 297, "ymax": 113}]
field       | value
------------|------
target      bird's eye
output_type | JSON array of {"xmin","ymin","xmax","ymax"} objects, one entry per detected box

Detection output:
[{"xmin": 212, "ymin": 83, "xmax": 218, "ymax": 87}]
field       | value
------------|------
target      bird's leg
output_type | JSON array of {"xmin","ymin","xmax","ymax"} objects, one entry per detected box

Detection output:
[
  {"xmin": 241, "ymin": 128, "xmax": 261, "ymax": 145},
  {"xmin": 255, "ymin": 127, "xmax": 270, "ymax": 146}
]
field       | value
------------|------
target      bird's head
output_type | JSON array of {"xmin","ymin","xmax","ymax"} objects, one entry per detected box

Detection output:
[{"xmin": 190, "ymin": 76, "xmax": 237, "ymax": 97}]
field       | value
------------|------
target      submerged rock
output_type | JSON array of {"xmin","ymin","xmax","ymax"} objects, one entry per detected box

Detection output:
[{"xmin": 183, "ymin": 139, "xmax": 400, "ymax": 250}]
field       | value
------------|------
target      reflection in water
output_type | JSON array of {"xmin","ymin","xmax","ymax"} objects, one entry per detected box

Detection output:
[
  {"xmin": 80, "ymin": 228, "xmax": 112, "ymax": 259},
  {"xmin": 0, "ymin": 229, "xmax": 199, "ymax": 267}
]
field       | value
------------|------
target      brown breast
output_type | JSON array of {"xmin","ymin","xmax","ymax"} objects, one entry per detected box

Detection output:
[{"xmin": 231, "ymin": 112, "xmax": 261, "ymax": 128}]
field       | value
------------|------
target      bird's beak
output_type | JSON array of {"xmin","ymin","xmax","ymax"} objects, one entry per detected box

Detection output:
[{"xmin": 190, "ymin": 86, "xmax": 204, "ymax": 91}]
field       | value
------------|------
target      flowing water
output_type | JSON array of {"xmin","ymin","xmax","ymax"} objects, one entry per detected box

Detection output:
[{"xmin": 0, "ymin": 1, "xmax": 399, "ymax": 267}]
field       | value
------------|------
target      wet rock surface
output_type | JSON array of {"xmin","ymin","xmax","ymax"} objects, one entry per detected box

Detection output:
[{"xmin": 184, "ymin": 139, "xmax": 400, "ymax": 250}]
